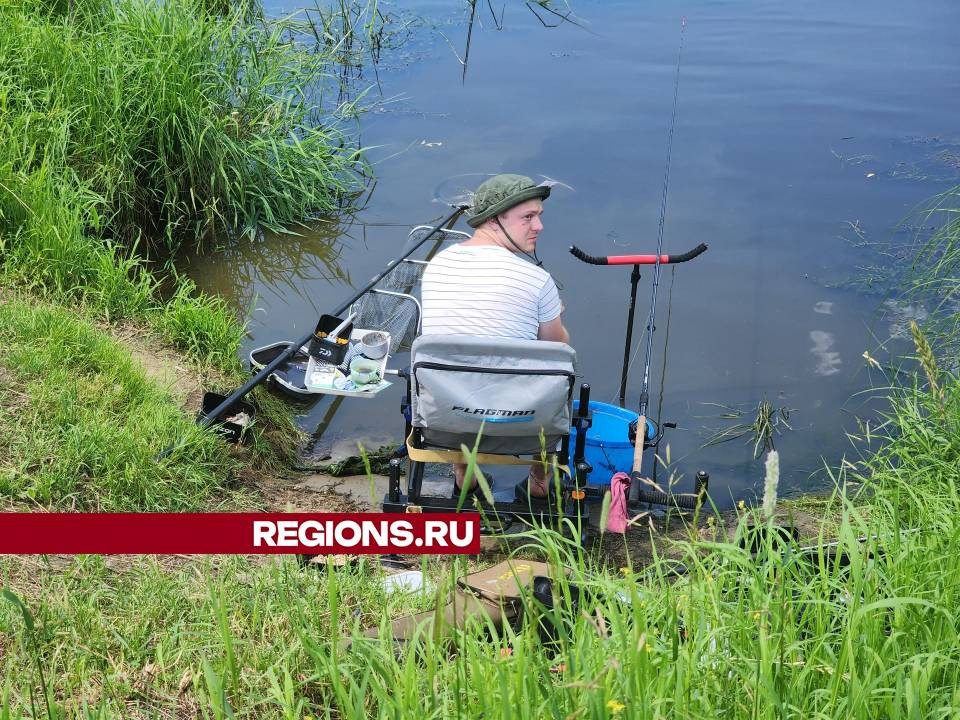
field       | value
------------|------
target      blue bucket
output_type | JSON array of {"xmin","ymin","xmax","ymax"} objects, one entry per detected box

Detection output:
[{"xmin": 570, "ymin": 401, "xmax": 655, "ymax": 487}]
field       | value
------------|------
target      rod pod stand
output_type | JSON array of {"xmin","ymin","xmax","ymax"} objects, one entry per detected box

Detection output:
[
  {"xmin": 570, "ymin": 242, "xmax": 709, "ymax": 509},
  {"xmin": 569, "ymin": 242, "xmax": 707, "ymax": 414}
]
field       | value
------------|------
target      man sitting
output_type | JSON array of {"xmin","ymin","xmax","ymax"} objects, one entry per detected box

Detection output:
[{"xmin": 421, "ymin": 174, "xmax": 571, "ymax": 499}]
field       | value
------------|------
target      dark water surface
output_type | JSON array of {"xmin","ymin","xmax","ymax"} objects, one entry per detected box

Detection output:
[{"xmin": 181, "ymin": 0, "xmax": 960, "ymax": 507}]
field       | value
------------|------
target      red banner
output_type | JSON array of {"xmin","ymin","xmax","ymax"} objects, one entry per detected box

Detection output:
[{"xmin": 0, "ymin": 513, "xmax": 480, "ymax": 554}]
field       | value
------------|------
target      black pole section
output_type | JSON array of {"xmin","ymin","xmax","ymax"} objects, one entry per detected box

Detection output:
[
  {"xmin": 569, "ymin": 246, "xmax": 609, "ymax": 265},
  {"xmin": 634, "ymin": 487, "xmax": 702, "ymax": 510},
  {"xmin": 574, "ymin": 383, "xmax": 592, "ymax": 485},
  {"xmin": 618, "ymin": 264, "xmax": 641, "ymax": 408},
  {"xmin": 578, "ymin": 383, "xmax": 591, "ymax": 413},
  {"xmin": 665, "ymin": 242, "xmax": 708, "ymax": 264},
  {"xmin": 197, "ymin": 205, "xmax": 468, "ymax": 432},
  {"xmin": 695, "ymin": 470, "xmax": 709, "ymax": 497},
  {"xmin": 388, "ymin": 458, "xmax": 402, "ymax": 503}
]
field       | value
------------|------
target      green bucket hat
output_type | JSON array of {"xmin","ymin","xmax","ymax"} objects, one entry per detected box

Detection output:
[{"xmin": 467, "ymin": 174, "xmax": 551, "ymax": 228}]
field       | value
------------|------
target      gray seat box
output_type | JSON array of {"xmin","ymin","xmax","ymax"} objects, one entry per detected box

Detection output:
[{"xmin": 410, "ymin": 334, "xmax": 577, "ymax": 455}]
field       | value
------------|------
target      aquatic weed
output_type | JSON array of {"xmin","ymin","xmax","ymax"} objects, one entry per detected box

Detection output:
[{"xmin": 701, "ymin": 399, "xmax": 794, "ymax": 459}]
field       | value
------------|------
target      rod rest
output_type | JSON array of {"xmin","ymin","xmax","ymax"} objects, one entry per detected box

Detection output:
[
  {"xmin": 635, "ymin": 470, "xmax": 709, "ymax": 510},
  {"xmin": 568, "ymin": 242, "xmax": 709, "ymax": 266}
]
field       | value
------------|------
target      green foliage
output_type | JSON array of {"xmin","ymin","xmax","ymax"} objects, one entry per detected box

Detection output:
[
  {"xmin": 702, "ymin": 399, "xmax": 794, "ymax": 459},
  {"xmin": 152, "ymin": 278, "xmax": 246, "ymax": 368},
  {"xmin": 907, "ymin": 185, "xmax": 960, "ymax": 356},
  {"xmin": 1, "ymin": 0, "xmax": 363, "ymax": 247},
  {"xmin": 0, "ymin": 0, "xmax": 366, "ymax": 365},
  {"xmin": 0, "ymin": 299, "xmax": 243, "ymax": 511},
  {"xmin": 1, "ymin": 460, "xmax": 959, "ymax": 718}
]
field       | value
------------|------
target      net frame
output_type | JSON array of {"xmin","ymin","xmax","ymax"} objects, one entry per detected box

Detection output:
[{"xmin": 349, "ymin": 226, "xmax": 471, "ymax": 353}]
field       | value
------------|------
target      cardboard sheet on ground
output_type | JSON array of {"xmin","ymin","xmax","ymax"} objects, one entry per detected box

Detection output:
[{"xmin": 353, "ymin": 559, "xmax": 568, "ymax": 645}]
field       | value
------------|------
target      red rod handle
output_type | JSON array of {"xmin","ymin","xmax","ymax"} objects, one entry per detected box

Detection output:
[{"xmin": 570, "ymin": 243, "xmax": 708, "ymax": 266}]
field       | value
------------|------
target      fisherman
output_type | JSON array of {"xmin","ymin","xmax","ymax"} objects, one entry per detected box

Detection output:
[{"xmin": 421, "ymin": 174, "xmax": 571, "ymax": 499}]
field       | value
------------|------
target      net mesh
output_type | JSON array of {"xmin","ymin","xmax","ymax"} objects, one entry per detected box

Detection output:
[
  {"xmin": 350, "ymin": 262, "xmax": 424, "ymax": 353},
  {"xmin": 349, "ymin": 227, "xmax": 468, "ymax": 353}
]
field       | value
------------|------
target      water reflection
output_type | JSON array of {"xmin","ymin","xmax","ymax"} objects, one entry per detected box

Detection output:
[
  {"xmin": 809, "ymin": 331, "xmax": 842, "ymax": 377},
  {"xmin": 183, "ymin": 0, "xmax": 960, "ymax": 505},
  {"xmin": 179, "ymin": 220, "xmax": 350, "ymax": 315}
]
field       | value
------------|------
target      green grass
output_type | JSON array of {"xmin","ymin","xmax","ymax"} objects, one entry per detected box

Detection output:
[
  {"xmin": 1, "ymin": 460, "xmax": 958, "ymax": 717},
  {"xmin": 0, "ymin": 355, "xmax": 958, "ymax": 717},
  {"xmin": 0, "ymin": 0, "xmax": 367, "ymax": 367},
  {"xmin": 1, "ymin": 0, "xmax": 364, "ymax": 247},
  {"xmin": 0, "ymin": 296, "xmax": 246, "ymax": 511},
  {"xmin": 907, "ymin": 186, "xmax": 960, "ymax": 356},
  {"xmin": 151, "ymin": 277, "xmax": 247, "ymax": 369}
]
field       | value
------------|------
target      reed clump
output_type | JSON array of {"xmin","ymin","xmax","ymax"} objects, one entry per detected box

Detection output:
[
  {"xmin": 906, "ymin": 185, "xmax": 960, "ymax": 359},
  {"xmin": 1, "ymin": 0, "xmax": 364, "ymax": 249},
  {"xmin": 0, "ymin": 0, "xmax": 366, "ymax": 366}
]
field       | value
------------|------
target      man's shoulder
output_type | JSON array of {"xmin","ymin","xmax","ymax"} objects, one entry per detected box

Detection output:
[{"xmin": 429, "ymin": 244, "xmax": 552, "ymax": 283}]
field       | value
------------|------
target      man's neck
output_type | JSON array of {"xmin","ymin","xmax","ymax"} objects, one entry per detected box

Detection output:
[{"xmin": 463, "ymin": 226, "xmax": 512, "ymax": 251}]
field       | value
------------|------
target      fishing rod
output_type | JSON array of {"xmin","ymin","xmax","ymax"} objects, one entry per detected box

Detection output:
[
  {"xmin": 636, "ymin": 16, "xmax": 686, "ymax": 436},
  {"xmin": 569, "ymin": 18, "xmax": 696, "ymax": 503},
  {"xmin": 160, "ymin": 204, "xmax": 468, "ymax": 458}
]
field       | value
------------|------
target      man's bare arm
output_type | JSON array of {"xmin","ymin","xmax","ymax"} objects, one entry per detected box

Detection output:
[{"xmin": 538, "ymin": 316, "xmax": 570, "ymax": 344}]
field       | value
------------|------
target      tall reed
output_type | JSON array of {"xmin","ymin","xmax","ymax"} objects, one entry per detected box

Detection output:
[
  {"xmin": 1, "ymin": 0, "xmax": 365, "ymax": 250},
  {"xmin": 907, "ymin": 185, "xmax": 960, "ymax": 359},
  {"xmin": 1, "ymin": 0, "xmax": 367, "ymax": 364}
]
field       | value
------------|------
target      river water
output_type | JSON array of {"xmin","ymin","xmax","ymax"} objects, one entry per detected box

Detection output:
[{"xmin": 181, "ymin": 0, "xmax": 960, "ymax": 507}]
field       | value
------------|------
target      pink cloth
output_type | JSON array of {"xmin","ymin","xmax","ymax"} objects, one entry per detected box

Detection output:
[{"xmin": 606, "ymin": 472, "xmax": 631, "ymax": 533}]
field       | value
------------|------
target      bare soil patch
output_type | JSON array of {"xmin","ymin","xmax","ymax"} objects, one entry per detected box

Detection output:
[
  {"xmin": 108, "ymin": 322, "xmax": 208, "ymax": 413},
  {"xmin": 242, "ymin": 467, "xmax": 363, "ymax": 514}
]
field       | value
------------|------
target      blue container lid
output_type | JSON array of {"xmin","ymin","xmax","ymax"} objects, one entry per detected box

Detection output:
[{"xmin": 572, "ymin": 400, "xmax": 654, "ymax": 445}]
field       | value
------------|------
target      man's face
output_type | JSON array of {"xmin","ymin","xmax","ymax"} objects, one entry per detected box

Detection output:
[{"xmin": 494, "ymin": 199, "xmax": 544, "ymax": 253}]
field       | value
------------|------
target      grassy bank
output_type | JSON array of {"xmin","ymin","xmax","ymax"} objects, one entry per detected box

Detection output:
[
  {"xmin": 0, "ymin": 283, "xmax": 308, "ymax": 508},
  {"xmin": 0, "ymin": 318, "xmax": 957, "ymax": 717},
  {"xmin": 0, "ymin": 0, "xmax": 365, "ymax": 363},
  {"xmin": 0, "ymin": 0, "xmax": 365, "ymax": 500},
  {"xmin": 0, "ymin": 292, "xmax": 244, "ymax": 511}
]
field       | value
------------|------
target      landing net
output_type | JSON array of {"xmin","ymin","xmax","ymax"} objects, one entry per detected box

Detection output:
[{"xmin": 349, "ymin": 226, "xmax": 466, "ymax": 353}]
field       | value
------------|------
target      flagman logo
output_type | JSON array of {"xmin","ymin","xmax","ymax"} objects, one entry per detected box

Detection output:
[
  {"xmin": 0, "ymin": 513, "xmax": 480, "ymax": 554},
  {"xmin": 451, "ymin": 405, "xmax": 535, "ymax": 417},
  {"xmin": 451, "ymin": 406, "xmax": 535, "ymax": 424}
]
